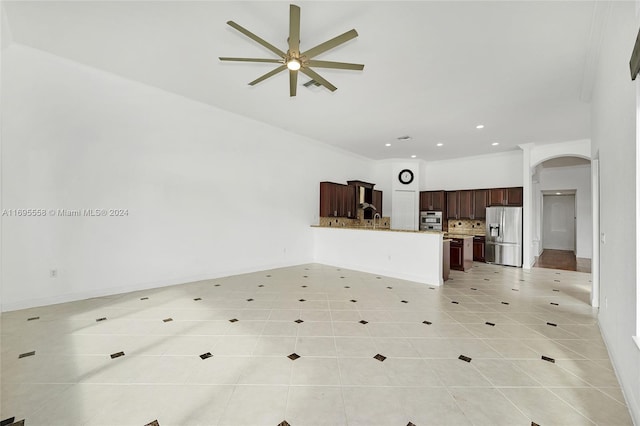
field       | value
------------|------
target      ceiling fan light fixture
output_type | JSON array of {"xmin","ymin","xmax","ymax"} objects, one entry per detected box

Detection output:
[{"xmin": 287, "ymin": 58, "xmax": 301, "ymax": 71}]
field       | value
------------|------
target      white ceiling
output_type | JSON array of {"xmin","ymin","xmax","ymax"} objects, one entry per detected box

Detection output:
[{"xmin": 2, "ymin": 1, "xmax": 597, "ymax": 161}]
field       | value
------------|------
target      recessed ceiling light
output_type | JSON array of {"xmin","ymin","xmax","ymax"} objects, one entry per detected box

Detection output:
[
  {"xmin": 411, "ymin": 155, "xmax": 417, "ymax": 158},
  {"xmin": 556, "ymin": 192, "xmax": 562, "ymax": 195},
  {"xmin": 436, "ymin": 143, "xmax": 444, "ymax": 147},
  {"xmin": 491, "ymin": 142, "xmax": 500, "ymax": 146},
  {"xmin": 385, "ymin": 143, "xmax": 391, "ymax": 147},
  {"xmin": 476, "ymin": 124, "xmax": 485, "ymax": 129}
]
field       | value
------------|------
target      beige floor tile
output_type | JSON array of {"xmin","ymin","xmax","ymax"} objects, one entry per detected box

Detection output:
[
  {"xmin": 286, "ymin": 386, "xmax": 347, "ymax": 426},
  {"xmin": 396, "ymin": 387, "xmax": 472, "ymax": 425},
  {"xmin": 342, "ymin": 386, "xmax": 407, "ymax": 426},
  {"xmin": 500, "ymin": 387, "xmax": 595, "ymax": 426},
  {"xmin": 549, "ymin": 387, "xmax": 633, "ymax": 425},
  {"xmin": 290, "ymin": 357, "xmax": 341, "ymax": 385},
  {"xmin": 338, "ymin": 357, "xmax": 391, "ymax": 386},
  {"xmin": 449, "ymin": 387, "xmax": 530, "ymax": 426},
  {"xmin": 218, "ymin": 385, "xmax": 288, "ymax": 426}
]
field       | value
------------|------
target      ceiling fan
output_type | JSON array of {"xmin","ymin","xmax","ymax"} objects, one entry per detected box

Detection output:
[{"xmin": 219, "ymin": 4, "xmax": 364, "ymax": 97}]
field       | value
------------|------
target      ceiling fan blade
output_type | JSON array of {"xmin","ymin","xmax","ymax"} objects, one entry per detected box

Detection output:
[
  {"xmin": 226, "ymin": 21, "xmax": 286, "ymax": 58},
  {"xmin": 307, "ymin": 60, "xmax": 364, "ymax": 71},
  {"xmin": 248, "ymin": 65, "xmax": 287, "ymax": 86},
  {"xmin": 289, "ymin": 4, "xmax": 301, "ymax": 56},
  {"xmin": 290, "ymin": 69, "xmax": 298, "ymax": 97},
  {"xmin": 302, "ymin": 29, "xmax": 358, "ymax": 59},
  {"xmin": 300, "ymin": 68, "xmax": 337, "ymax": 92},
  {"xmin": 220, "ymin": 57, "xmax": 283, "ymax": 64}
]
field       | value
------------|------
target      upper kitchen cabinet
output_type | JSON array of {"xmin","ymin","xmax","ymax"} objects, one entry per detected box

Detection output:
[
  {"xmin": 473, "ymin": 189, "xmax": 489, "ymax": 219},
  {"xmin": 320, "ymin": 182, "xmax": 356, "ymax": 218},
  {"xmin": 372, "ymin": 190, "xmax": 383, "ymax": 216},
  {"xmin": 447, "ymin": 190, "xmax": 473, "ymax": 219},
  {"xmin": 489, "ymin": 187, "xmax": 523, "ymax": 207},
  {"xmin": 419, "ymin": 191, "xmax": 445, "ymax": 211},
  {"xmin": 446, "ymin": 191, "xmax": 458, "ymax": 219}
]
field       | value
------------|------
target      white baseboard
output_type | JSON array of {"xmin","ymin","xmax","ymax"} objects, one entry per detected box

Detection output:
[{"xmin": 1, "ymin": 258, "xmax": 312, "ymax": 312}]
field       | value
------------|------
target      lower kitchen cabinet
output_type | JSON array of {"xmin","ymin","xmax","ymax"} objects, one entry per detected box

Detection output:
[
  {"xmin": 473, "ymin": 236, "xmax": 485, "ymax": 262},
  {"xmin": 450, "ymin": 236, "xmax": 473, "ymax": 271}
]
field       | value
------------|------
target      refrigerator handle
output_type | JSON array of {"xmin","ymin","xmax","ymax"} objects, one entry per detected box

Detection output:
[{"xmin": 500, "ymin": 208, "xmax": 505, "ymax": 243}]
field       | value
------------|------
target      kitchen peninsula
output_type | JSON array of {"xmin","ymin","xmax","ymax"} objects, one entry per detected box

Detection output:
[{"xmin": 312, "ymin": 226, "xmax": 444, "ymax": 286}]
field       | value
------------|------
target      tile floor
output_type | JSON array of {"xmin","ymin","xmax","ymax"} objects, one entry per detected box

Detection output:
[{"xmin": 0, "ymin": 262, "xmax": 633, "ymax": 426}]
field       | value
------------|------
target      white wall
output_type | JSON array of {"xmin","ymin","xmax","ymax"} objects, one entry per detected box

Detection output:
[
  {"xmin": 590, "ymin": 1, "xmax": 640, "ymax": 423},
  {"xmin": 537, "ymin": 165, "xmax": 592, "ymax": 259},
  {"xmin": 420, "ymin": 150, "xmax": 523, "ymax": 190},
  {"xmin": 1, "ymin": 44, "xmax": 374, "ymax": 311},
  {"xmin": 542, "ymin": 194, "xmax": 576, "ymax": 251}
]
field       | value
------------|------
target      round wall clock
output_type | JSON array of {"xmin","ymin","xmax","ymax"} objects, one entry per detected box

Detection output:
[{"xmin": 398, "ymin": 169, "xmax": 414, "ymax": 185}]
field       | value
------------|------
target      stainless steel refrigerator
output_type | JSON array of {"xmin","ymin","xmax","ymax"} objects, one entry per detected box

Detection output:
[{"xmin": 485, "ymin": 206, "xmax": 523, "ymax": 267}]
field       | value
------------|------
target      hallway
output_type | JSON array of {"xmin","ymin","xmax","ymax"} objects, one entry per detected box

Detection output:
[{"xmin": 534, "ymin": 249, "xmax": 592, "ymax": 273}]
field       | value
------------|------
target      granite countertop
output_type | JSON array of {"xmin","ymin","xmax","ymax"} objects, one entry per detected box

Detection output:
[{"xmin": 311, "ymin": 225, "xmax": 443, "ymax": 235}]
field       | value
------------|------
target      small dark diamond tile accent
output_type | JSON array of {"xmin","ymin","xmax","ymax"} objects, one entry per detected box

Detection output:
[
  {"xmin": 163, "ymin": 318, "xmax": 173, "ymax": 322},
  {"xmin": 512, "ymin": 289, "xmax": 519, "ymax": 291},
  {"xmin": 110, "ymin": 351, "xmax": 125, "ymax": 359},
  {"xmin": 373, "ymin": 354, "xmax": 387, "ymax": 362},
  {"xmin": 430, "ymin": 287, "xmax": 436, "ymax": 289},
  {"xmin": 266, "ymin": 275, "xmax": 271, "ymax": 277},
  {"xmin": 294, "ymin": 319, "xmax": 304, "ymax": 324},
  {"xmin": 299, "ymin": 299, "xmax": 306, "ymax": 302},
  {"xmin": 494, "ymin": 271, "xmax": 499, "ymax": 274},
  {"xmin": 144, "ymin": 421, "xmax": 160, "ymax": 426},
  {"xmin": 485, "ymin": 322, "xmax": 495, "ymax": 326},
  {"xmin": 547, "ymin": 322, "xmax": 557, "ymax": 327},
  {"xmin": 214, "ymin": 284, "xmax": 221, "ymax": 287},
  {"xmin": 423, "ymin": 321, "xmax": 432, "ymax": 325},
  {"xmin": 258, "ymin": 285, "xmax": 265, "ymax": 287},
  {"xmin": 531, "ymin": 422, "xmax": 540, "ymax": 426},
  {"xmin": 451, "ymin": 301, "xmax": 459, "ymax": 304},
  {"xmin": 303, "ymin": 276, "xmax": 308, "ymax": 278},
  {"xmin": 376, "ymin": 276, "xmax": 382, "ymax": 279},
  {"xmin": 0, "ymin": 417, "xmax": 15, "ymax": 426},
  {"xmin": 407, "ymin": 423, "xmax": 417, "ymax": 426},
  {"xmin": 501, "ymin": 302, "xmax": 510, "ymax": 305},
  {"xmin": 96, "ymin": 317, "xmax": 107, "ymax": 322},
  {"xmin": 140, "ymin": 297, "xmax": 149, "ymax": 300},
  {"xmin": 553, "ymin": 289, "xmax": 560, "ymax": 292},
  {"xmin": 200, "ymin": 352, "xmax": 212, "ymax": 360},
  {"xmin": 550, "ymin": 302, "xmax": 559, "ymax": 306},
  {"xmin": 401, "ymin": 300, "xmax": 409, "ymax": 304},
  {"xmin": 387, "ymin": 286, "xmax": 393, "ymax": 289},
  {"xmin": 287, "ymin": 353, "xmax": 300, "ymax": 361},
  {"xmin": 554, "ymin": 279, "xmax": 560, "ymax": 282},
  {"xmin": 229, "ymin": 318, "xmax": 238, "ymax": 323},
  {"xmin": 247, "ymin": 298, "xmax": 254, "ymax": 302},
  {"xmin": 350, "ymin": 299, "xmax": 357, "ymax": 303},
  {"xmin": 470, "ymin": 288, "xmax": 477, "ymax": 291},
  {"xmin": 458, "ymin": 354, "xmax": 472, "ymax": 363},
  {"xmin": 194, "ymin": 298, "xmax": 202, "ymax": 301},
  {"xmin": 555, "ymin": 272, "xmax": 561, "ymax": 275},
  {"xmin": 541, "ymin": 355, "xmax": 555, "ymax": 363},
  {"xmin": 484, "ymin": 278, "xmax": 490, "ymax": 281},
  {"xmin": 340, "ymin": 276, "xmax": 345, "ymax": 279},
  {"xmin": 27, "ymin": 316, "xmax": 40, "ymax": 321},
  {"xmin": 18, "ymin": 351, "xmax": 35, "ymax": 359},
  {"xmin": 278, "ymin": 421, "xmax": 291, "ymax": 426},
  {"xmin": 344, "ymin": 286, "xmax": 350, "ymax": 288},
  {"xmin": 359, "ymin": 320, "xmax": 368, "ymax": 324},
  {"xmin": 301, "ymin": 285, "xmax": 307, "ymax": 288}
]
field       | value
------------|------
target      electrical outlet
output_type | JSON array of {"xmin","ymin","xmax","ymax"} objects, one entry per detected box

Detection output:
[{"xmin": 50, "ymin": 269, "xmax": 58, "ymax": 278}]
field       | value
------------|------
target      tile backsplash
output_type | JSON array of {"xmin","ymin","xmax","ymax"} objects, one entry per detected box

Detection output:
[
  {"xmin": 448, "ymin": 219, "xmax": 486, "ymax": 235},
  {"xmin": 319, "ymin": 215, "xmax": 390, "ymax": 229}
]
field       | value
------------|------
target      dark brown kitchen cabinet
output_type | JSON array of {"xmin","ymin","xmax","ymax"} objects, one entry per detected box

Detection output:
[
  {"xmin": 446, "ymin": 191, "xmax": 459, "ymax": 219},
  {"xmin": 450, "ymin": 236, "xmax": 474, "ymax": 271},
  {"xmin": 458, "ymin": 190, "xmax": 473, "ymax": 219},
  {"xmin": 420, "ymin": 191, "xmax": 445, "ymax": 211},
  {"xmin": 474, "ymin": 189, "xmax": 489, "ymax": 219},
  {"xmin": 489, "ymin": 187, "xmax": 523, "ymax": 207},
  {"xmin": 372, "ymin": 190, "xmax": 383, "ymax": 216},
  {"xmin": 319, "ymin": 182, "xmax": 356, "ymax": 218},
  {"xmin": 450, "ymin": 243, "xmax": 463, "ymax": 270},
  {"xmin": 447, "ymin": 190, "xmax": 473, "ymax": 219},
  {"xmin": 473, "ymin": 236, "xmax": 485, "ymax": 262}
]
